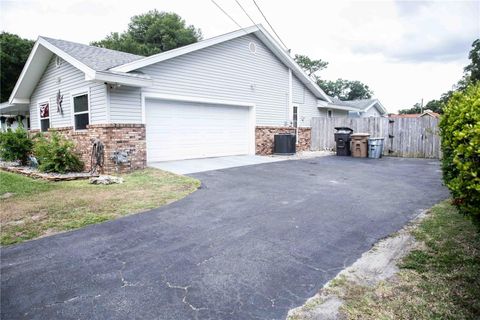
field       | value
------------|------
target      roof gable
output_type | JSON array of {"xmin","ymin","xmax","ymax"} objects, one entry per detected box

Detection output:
[
  {"xmin": 111, "ymin": 24, "xmax": 332, "ymax": 102},
  {"xmin": 8, "ymin": 37, "xmax": 151, "ymax": 104},
  {"xmin": 41, "ymin": 37, "xmax": 143, "ymax": 71}
]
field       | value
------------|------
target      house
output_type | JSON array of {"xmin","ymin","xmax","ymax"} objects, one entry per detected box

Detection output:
[
  {"xmin": 327, "ymin": 97, "xmax": 387, "ymax": 118},
  {"xmin": 389, "ymin": 109, "xmax": 440, "ymax": 119},
  {"xmin": 2, "ymin": 24, "xmax": 364, "ymax": 173}
]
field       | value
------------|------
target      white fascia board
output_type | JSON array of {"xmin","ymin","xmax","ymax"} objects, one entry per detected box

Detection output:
[
  {"xmin": 37, "ymin": 38, "xmax": 96, "ymax": 78},
  {"xmin": 10, "ymin": 98, "xmax": 30, "ymax": 104},
  {"xmin": 364, "ymin": 100, "xmax": 387, "ymax": 115},
  {"xmin": 112, "ymin": 25, "xmax": 260, "ymax": 73},
  {"xmin": 87, "ymin": 71, "xmax": 153, "ymax": 87},
  {"xmin": 8, "ymin": 41, "xmax": 42, "ymax": 104},
  {"xmin": 254, "ymin": 25, "xmax": 332, "ymax": 103}
]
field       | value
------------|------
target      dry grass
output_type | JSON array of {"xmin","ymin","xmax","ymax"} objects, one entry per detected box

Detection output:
[
  {"xmin": 0, "ymin": 169, "xmax": 200, "ymax": 245},
  {"xmin": 332, "ymin": 201, "xmax": 480, "ymax": 319}
]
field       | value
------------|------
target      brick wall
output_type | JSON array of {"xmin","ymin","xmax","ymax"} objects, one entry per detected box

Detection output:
[
  {"xmin": 255, "ymin": 126, "xmax": 311, "ymax": 155},
  {"xmin": 31, "ymin": 124, "xmax": 146, "ymax": 174}
]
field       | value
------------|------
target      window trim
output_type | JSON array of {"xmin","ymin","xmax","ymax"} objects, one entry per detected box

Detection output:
[
  {"xmin": 70, "ymin": 88, "xmax": 91, "ymax": 131},
  {"xmin": 38, "ymin": 99, "xmax": 50, "ymax": 132}
]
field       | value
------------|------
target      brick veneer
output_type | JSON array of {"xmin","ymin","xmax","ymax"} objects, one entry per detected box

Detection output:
[
  {"xmin": 255, "ymin": 126, "xmax": 311, "ymax": 155},
  {"xmin": 31, "ymin": 124, "xmax": 146, "ymax": 174}
]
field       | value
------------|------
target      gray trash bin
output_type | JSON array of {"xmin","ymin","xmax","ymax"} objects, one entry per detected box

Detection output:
[{"xmin": 368, "ymin": 138, "xmax": 384, "ymax": 158}]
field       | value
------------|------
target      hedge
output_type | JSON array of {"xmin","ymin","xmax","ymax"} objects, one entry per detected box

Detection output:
[{"xmin": 440, "ymin": 83, "xmax": 480, "ymax": 225}]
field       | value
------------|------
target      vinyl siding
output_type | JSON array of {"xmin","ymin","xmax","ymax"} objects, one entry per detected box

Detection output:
[
  {"xmin": 292, "ymin": 75, "xmax": 320, "ymax": 127},
  {"xmin": 139, "ymin": 34, "xmax": 322, "ymax": 127},
  {"xmin": 318, "ymin": 108, "xmax": 349, "ymax": 117},
  {"xmin": 29, "ymin": 56, "xmax": 107, "ymax": 130},
  {"xmin": 109, "ymin": 86, "xmax": 142, "ymax": 123}
]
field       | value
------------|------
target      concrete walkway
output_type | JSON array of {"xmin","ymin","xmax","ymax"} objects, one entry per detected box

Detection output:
[{"xmin": 148, "ymin": 151, "xmax": 333, "ymax": 174}]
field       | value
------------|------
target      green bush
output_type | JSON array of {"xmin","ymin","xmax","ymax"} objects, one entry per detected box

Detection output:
[
  {"xmin": 0, "ymin": 127, "xmax": 33, "ymax": 164},
  {"xmin": 34, "ymin": 132, "xmax": 84, "ymax": 173},
  {"xmin": 440, "ymin": 83, "xmax": 480, "ymax": 224}
]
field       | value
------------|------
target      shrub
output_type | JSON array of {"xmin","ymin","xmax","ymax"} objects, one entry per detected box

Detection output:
[
  {"xmin": 0, "ymin": 127, "xmax": 33, "ymax": 165},
  {"xmin": 34, "ymin": 132, "xmax": 84, "ymax": 173},
  {"xmin": 440, "ymin": 83, "xmax": 480, "ymax": 225}
]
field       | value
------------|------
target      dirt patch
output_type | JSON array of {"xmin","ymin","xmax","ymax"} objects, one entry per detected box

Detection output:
[{"xmin": 287, "ymin": 210, "xmax": 428, "ymax": 320}]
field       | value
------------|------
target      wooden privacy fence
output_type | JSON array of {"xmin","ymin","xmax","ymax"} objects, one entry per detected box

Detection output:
[{"xmin": 311, "ymin": 117, "xmax": 441, "ymax": 158}]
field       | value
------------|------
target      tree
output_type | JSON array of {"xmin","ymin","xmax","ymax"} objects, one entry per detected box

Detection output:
[
  {"xmin": 317, "ymin": 78, "xmax": 373, "ymax": 100},
  {"xmin": 294, "ymin": 54, "xmax": 328, "ymax": 78},
  {"xmin": 294, "ymin": 53, "xmax": 373, "ymax": 100},
  {"xmin": 464, "ymin": 39, "xmax": 480, "ymax": 84},
  {"xmin": 0, "ymin": 32, "xmax": 34, "ymax": 102},
  {"xmin": 91, "ymin": 10, "xmax": 202, "ymax": 56}
]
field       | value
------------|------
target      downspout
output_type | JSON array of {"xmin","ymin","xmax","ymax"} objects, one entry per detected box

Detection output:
[{"xmin": 288, "ymin": 68, "xmax": 292, "ymax": 126}]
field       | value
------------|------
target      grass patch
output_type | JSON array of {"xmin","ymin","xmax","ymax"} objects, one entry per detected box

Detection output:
[
  {"xmin": 334, "ymin": 200, "xmax": 480, "ymax": 319},
  {"xmin": 0, "ymin": 171, "xmax": 55, "ymax": 196},
  {"xmin": 0, "ymin": 168, "xmax": 200, "ymax": 245}
]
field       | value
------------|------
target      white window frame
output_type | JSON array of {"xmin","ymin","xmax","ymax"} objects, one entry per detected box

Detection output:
[
  {"xmin": 70, "ymin": 88, "xmax": 91, "ymax": 131},
  {"xmin": 292, "ymin": 103, "xmax": 299, "ymax": 144},
  {"xmin": 38, "ymin": 99, "xmax": 50, "ymax": 132}
]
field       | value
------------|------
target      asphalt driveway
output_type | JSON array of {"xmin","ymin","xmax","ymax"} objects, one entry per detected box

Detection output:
[{"xmin": 1, "ymin": 156, "xmax": 448, "ymax": 319}]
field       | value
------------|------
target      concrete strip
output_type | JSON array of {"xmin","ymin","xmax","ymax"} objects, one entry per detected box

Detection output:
[{"xmin": 148, "ymin": 151, "xmax": 333, "ymax": 174}]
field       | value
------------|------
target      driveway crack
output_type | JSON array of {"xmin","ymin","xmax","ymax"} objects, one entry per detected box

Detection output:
[{"xmin": 166, "ymin": 281, "xmax": 207, "ymax": 312}]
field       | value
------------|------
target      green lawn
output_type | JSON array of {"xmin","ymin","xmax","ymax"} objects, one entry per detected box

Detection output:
[
  {"xmin": 0, "ymin": 169, "xmax": 200, "ymax": 245},
  {"xmin": 336, "ymin": 201, "xmax": 480, "ymax": 319}
]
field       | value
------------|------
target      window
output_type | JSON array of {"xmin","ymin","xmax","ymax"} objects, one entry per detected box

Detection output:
[
  {"xmin": 73, "ymin": 93, "xmax": 89, "ymax": 130},
  {"xmin": 39, "ymin": 102, "xmax": 50, "ymax": 132},
  {"xmin": 327, "ymin": 109, "xmax": 333, "ymax": 118},
  {"xmin": 292, "ymin": 106, "xmax": 298, "ymax": 128}
]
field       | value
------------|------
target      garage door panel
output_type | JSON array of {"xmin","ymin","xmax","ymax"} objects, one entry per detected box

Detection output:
[{"xmin": 146, "ymin": 99, "xmax": 251, "ymax": 162}]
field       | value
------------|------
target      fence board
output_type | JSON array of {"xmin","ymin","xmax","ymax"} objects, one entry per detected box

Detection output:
[{"xmin": 311, "ymin": 116, "xmax": 441, "ymax": 158}]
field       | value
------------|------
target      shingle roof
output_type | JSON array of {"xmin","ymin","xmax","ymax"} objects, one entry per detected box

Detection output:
[
  {"xmin": 329, "ymin": 97, "xmax": 377, "ymax": 111},
  {"xmin": 41, "ymin": 37, "xmax": 144, "ymax": 71}
]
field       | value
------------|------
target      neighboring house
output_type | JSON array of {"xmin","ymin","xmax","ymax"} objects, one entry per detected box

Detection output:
[
  {"xmin": 327, "ymin": 97, "xmax": 388, "ymax": 118},
  {"xmin": 1, "ymin": 24, "xmax": 363, "ymax": 173},
  {"xmin": 389, "ymin": 110, "xmax": 440, "ymax": 119},
  {"xmin": 0, "ymin": 103, "xmax": 29, "ymax": 132}
]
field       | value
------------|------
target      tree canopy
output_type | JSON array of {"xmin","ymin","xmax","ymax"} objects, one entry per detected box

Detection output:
[
  {"xmin": 0, "ymin": 32, "xmax": 34, "ymax": 102},
  {"xmin": 294, "ymin": 54, "xmax": 328, "ymax": 78},
  {"xmin": 318, "ymin": 79, "xmax": 373, "ymax": 101},
  {"xmin": 464, "ymin": 39, "xmax": 480, "ymax": 84},
  {"xmin": 91, "ymin": 10, "xmax": 202, "ymax": 56},
  {"xmin": 294, "ymin": 54, "xmax": 374, "ymax": 100}
]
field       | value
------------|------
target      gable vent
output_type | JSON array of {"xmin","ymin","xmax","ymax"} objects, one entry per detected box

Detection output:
[{"xmin": 249, "ymin": 42, "xmax": 257, "ymax": 54}]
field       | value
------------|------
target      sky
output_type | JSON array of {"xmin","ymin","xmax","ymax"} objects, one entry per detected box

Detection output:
[{"xmin": 1, "ymin": 0, "xmax": 479, "ymax": 113}]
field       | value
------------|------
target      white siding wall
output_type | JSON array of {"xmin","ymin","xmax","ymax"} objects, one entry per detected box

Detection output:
[
  {"xmin": 109, "ymin": 86, "xmax": 142, "ymax": 123},
  {"xmin": 29, "ymin": 56, "xmax": 107, "ymax": 130},
  {"xmin": 292, "ymin": 75, "xmax": 321, "ymax": 127},
  {"xmin": 139, "ymin": 34, "xmax": 323, "ymax": 127}
]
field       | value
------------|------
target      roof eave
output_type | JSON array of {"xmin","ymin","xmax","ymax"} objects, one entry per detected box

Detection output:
[
  {"xmin": 87, "ymin": 71, "xmax": 153, "ymax": 87},
  {"xmin": 9, "ymin": 37, "xmax": 96, "ymax": 104}
]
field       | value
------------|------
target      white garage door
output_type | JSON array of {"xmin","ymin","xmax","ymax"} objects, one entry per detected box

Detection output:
[{"xmin": 145, "ymin": 99, "xmax": 252, "ymax": 162}]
